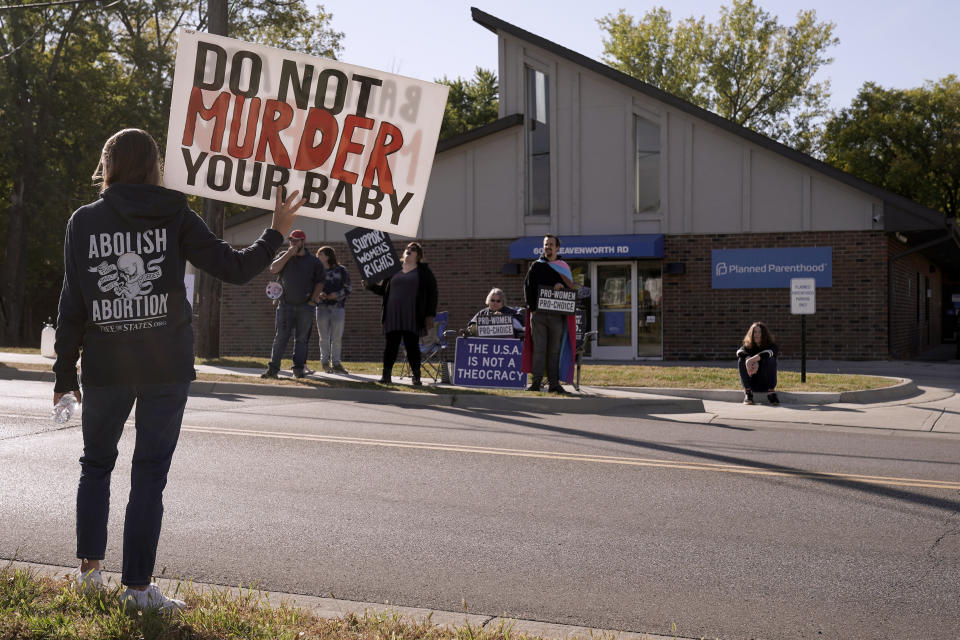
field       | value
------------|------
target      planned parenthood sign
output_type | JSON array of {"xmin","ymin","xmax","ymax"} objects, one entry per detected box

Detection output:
[{"xmin": 712, "ymin": 247, "xmax": 832, "ymax": 289}]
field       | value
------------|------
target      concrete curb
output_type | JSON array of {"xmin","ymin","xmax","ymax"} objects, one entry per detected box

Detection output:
[
  {"xmin": 6, "ymin": 560, "xmax": 685, "ymax": 640},
  {"xmin": 0, "ymin": 366, "xmax": 54, "ymax": 382},
  {"xmin": 0, "ymin": 360, "xmax": 915, "ymax": 408},
  {"xmin": 449, "ymin": 391, "xmax": 704, "ymax": 414},
  {"xmin": 190, "ymin": 380, "xmax": 706, "ymax": 414},
  {"xmin": 605, "ymin": 377, "xmax": 918, "ymax": 405},
  {"xmin": 3, "ymin": 365, "xmax": 704, "ymax": 414}
]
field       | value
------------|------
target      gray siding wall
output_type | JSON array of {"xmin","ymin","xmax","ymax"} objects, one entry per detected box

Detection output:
[{"xmin": 224, "ymin": 29, "xmax": 881, "ymax": 247}]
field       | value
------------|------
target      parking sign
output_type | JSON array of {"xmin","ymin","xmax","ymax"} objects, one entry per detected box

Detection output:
[{"xmin": 791, "ymin": 278, "xmax": 816, "ymax": 315}]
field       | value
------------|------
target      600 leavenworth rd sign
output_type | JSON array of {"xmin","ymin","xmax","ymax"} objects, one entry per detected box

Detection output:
[{"xmin": 164, "ymin": 30, "xmax": 448, "ymax": 238}]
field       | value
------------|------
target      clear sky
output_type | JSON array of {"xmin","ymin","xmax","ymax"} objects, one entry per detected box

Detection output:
[{"xmin": 321, "ymin": 0, "xmax": 959, "ymax": 112}]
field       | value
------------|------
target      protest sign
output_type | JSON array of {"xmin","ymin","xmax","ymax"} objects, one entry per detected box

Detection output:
[
  {"xmin": 537, "ymin": 287, "xmax": 577, "ymax": 314},
  {"xmin": 164, "ymin": 29, "xmax": 449, "ymax": 238},
  {"xmin": 475, "ymin": 314, "xmax": 514, "ymax": 337},
  {"xmin": 344, "ymin": 226, "xmax": 400, "ymax": 282},
  {"xmin": 453, "ymin": 337, "xmax": 526, "ymax": 389}
]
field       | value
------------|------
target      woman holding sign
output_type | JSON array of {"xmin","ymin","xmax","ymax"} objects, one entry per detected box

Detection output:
[
  {"xmin": 365, "ymin": 242, "xmax": 438, "ymax": 386},
  {"xmin": 468, "ymin": 288, "xmax": 524, "ymax": 339},
  {"xmin": 52, "ymin": 128, "xmax": 305, "ymax": 611}
]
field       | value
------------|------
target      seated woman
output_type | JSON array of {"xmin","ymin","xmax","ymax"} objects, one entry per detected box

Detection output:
[
  {"xmin": 736, "ymin": 321, "xmax": 780, "ymax": 405},
  {"xmin": 467, "ymin": 288, "xmax": 524, "ymax": 338}
]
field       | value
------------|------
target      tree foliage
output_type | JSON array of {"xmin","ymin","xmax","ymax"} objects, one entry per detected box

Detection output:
[
  {"xmin": 0, "ymin": 0, "xmax": 342, "ymax": 345},
  {"xmin": 597, "ymin": 0, "xmax": 838, "ymax": 151},
  {"xmin": 436, "ymin": 67, "xmax": 499, "ymax": 140},
  {"xmin": 821, "ymin": 76, "xmax": 960, "ymax": 219},
  {"xmin": 225, "ymin": 0, "xmax": 342, "ymax": 58}
]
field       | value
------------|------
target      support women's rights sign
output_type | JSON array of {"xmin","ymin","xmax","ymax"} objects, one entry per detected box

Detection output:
[
  {"xmin": 344, "ymin": 226, "xmax": 400, "ymax": 282},
  {"xmin": 164, "ymin": 29, "xmax": 449, "ymax": 238}
]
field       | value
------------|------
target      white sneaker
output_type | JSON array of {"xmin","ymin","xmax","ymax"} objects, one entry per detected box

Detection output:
[
  {"xmin": 72, "ymin": 567, "xmax": 103, "ymax": 590},
  {"xmin": 122, "ymin": 583, "xmax": 186, "ymax": 611}
]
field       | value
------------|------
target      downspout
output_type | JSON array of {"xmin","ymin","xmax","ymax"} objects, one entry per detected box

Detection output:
[{"xmin": 887, "ymin": 221, "xmax": 960, "ymax": 357}]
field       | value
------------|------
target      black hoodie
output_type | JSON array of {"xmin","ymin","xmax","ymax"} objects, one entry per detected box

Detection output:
[{"xmin": 53, "ymin": 184, "xmax": 283, "ymax": 392}]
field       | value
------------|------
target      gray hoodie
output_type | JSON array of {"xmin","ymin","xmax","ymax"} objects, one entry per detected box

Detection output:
[{"xmin": 54, "ymin": 183, "xmax": 282, "ymax": 392}]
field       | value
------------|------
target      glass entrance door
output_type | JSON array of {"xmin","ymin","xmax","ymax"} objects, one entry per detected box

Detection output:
[
  {"xmin": 591, "ymin": 262, "xmax": 635, "ymax": 359},
  {"xmin": 636, "ymin": 261, "xmax": 663, "ymax": 357}
]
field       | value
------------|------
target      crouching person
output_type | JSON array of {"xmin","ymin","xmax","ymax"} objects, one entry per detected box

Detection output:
[{"xmin": 737, "ymin": 321, "xmax": 780, "ymax": 406}]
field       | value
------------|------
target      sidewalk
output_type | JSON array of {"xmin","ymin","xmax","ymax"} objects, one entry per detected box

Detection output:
[{"xmin": 2, "ymin": 350, "xmax": 958, "ymax": 434}]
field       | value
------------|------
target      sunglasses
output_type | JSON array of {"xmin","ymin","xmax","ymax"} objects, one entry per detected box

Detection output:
[{"xmin": 490, "ymin": 299, "xmax": 502, "ymax": 302}]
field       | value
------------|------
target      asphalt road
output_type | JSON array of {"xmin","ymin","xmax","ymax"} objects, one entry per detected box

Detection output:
[{"xmin": 1, "ymin": 378, "xmax": 959, "ymax": 640}]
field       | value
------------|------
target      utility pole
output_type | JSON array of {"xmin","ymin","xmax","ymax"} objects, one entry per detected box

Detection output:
[{"xmin": 194, "ymin": 0, "xmax": 228, "ymax": 358}]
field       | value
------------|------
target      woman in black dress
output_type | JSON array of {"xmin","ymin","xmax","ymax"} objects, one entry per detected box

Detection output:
[{"xmin": 365, "ymin": 242, "xmax": 438, "ymax": 385}]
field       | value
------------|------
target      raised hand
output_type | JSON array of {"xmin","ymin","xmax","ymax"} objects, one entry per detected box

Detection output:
[{"xmin": 270, "ymin": 188, "xmax": 306, "ymax": 238}]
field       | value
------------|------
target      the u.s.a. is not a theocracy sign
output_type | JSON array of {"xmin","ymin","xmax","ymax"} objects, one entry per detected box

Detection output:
[{"xmin": 164, "ymin": 29, "xmax": 449, "ymax": 238}]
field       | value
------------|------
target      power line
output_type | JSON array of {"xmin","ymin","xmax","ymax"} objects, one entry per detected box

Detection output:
[{"xmin": 0, "ymin": 0, "xmax": 106, "ymax": 12}]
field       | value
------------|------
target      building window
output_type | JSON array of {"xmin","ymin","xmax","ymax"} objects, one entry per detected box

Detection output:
[
  {"xmin": 634, "ymin": 115, "xmax": 660, "ymax": 212},
  {"xmin": 917, "ymin": 273, "xmax": 921, "ymax": 321},
  {"xmin": 527, "ymin": 67, "xmax": 550, "ymax": 216}
]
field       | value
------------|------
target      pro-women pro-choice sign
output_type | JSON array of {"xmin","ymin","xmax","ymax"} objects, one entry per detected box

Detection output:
[{"xmin": 164, "ymin": 30, "xmax": 449, "ymax": 238}]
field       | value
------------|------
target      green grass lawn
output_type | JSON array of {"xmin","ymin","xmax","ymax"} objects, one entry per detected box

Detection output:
[
  {"xmin": 577, "ymin": 365, "xmax": 891, "ymax": 392},
  {"xmin": 2, "ymin": 564, "xmax": 596, "ymax": 640},
  {"xmin": 197, "ymin": 356, "xmax": 894, "ymax": 393}
]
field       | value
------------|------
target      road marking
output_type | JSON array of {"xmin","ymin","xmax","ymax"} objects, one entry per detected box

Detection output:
[{"xmin": 181, "ymin": 425, "xmax": 960, "ymax": 491}]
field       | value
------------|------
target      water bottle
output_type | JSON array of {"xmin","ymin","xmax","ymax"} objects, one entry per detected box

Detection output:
[
  {"xmin": 40, "ymin": 318, "xmax": 56, "ymax": 358},
  {"xmin": 52, "ymin": 394, "xmax": 79, "ymax": 424}
]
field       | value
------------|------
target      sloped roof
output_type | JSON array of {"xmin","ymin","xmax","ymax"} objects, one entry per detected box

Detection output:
[
  {"xmin": 437, "ymin": 113, "xmax": 523, "ymax": 152},
  {"xmin": 471, "ymin": 7, "xmax": 951, "ymax": 234}
]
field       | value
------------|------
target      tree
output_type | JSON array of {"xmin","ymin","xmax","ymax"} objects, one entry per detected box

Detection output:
[
  {"xmin": 225, "ymin": 0, "xmax": 341, "ymax": 58},
  {"xmin": 436, "ymin": 67, "xmax": 499, "ymax": 139},
  {"xmin": 0, "ymin": 1, "xmax": 342, "ymax": 346},
  {"xmin": 194, "ymin": 0, "xmax": 228, "ymax": 360},
  {"xmin": 0, "ymin": 2, "xmax": 119, "ymax": 344},
  {"xmin": 821, "ymin": 76, "xmax": 960, "ymax": 219},
  {"xmin": 597, "ymin": 0, "xmax": 838, "ymax": 151}
]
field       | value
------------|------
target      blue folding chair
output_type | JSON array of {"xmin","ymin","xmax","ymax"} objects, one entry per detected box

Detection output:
[{"xmin": 399, "ymin": 311, "xmax": 450, "ymax": 383}]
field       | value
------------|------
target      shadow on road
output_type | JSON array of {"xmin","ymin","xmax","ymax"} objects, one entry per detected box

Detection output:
[{"xmin": 425, "ymin": 405, "xmax": 960, "ymax": 517}]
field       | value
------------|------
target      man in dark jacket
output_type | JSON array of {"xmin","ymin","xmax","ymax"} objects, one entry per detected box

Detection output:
[
  {"xmin": 524, "ymin": 234, "xmax": 571, "ymax": 392},
  {"xmin": 261, "ymin": 229, "xmax": 325, "ymax": 378},
  {"xmin": 53, "ymin": 128, "xmax": 304, "ymax": 611}
]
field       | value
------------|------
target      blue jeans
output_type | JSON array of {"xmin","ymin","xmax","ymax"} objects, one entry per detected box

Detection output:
[
  {"xmin": 76, "ymin": 382, "xmax": 190, "ymax": 587},
  {"xmin": 268, "ymin": 303, "xmax": 313, "ymax": 372},
  {"xmin": 738, "ymin": 357, "xmax": 778, "ymax": 392},
  {"xmin": 315, "ymin": 305, "xmax": 346, "ymax": 365}
]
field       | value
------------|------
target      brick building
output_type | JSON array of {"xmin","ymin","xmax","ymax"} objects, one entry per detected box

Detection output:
[{"xmin": 220, "ymin": 9, "xmax": 960, "ymax": 362}]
